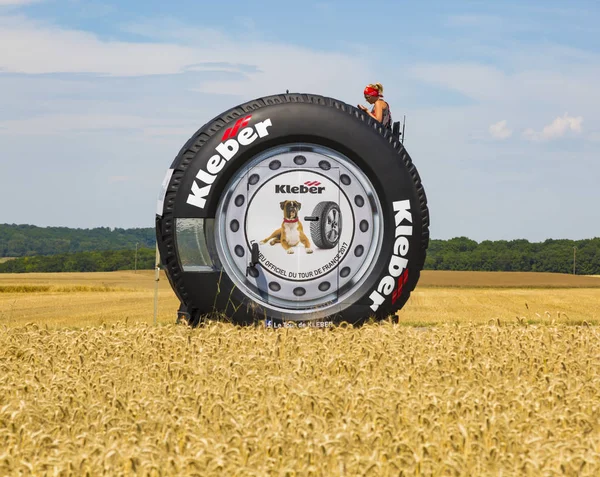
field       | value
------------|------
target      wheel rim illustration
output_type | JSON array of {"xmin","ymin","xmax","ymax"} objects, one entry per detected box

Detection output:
[
  {"xmin": 213, "ymin": 143, "xmax": 384, "ymax": 319},
  {"xmin": 325, "ymin": 207, "xmax": 340, "ymax": 244}
]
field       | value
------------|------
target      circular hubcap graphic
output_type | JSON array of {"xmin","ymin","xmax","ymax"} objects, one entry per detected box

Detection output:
[{"xmin": 214, "ymin": 144, "xmax": 383, "ymax": 319}]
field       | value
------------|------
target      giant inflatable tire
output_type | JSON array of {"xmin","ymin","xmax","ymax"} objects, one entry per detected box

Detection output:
[{"xmin": 155, "ymin": 93, "xmax": 430, "ymax": 327}]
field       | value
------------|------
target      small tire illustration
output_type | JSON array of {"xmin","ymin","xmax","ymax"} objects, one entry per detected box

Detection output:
[
  {"xmin": 310, "ymin": 201, "xmax": 342, "ymax": 250},
  {"xmin": 155, "ymin": 92, "xmax": 430, "ymax": 327}
]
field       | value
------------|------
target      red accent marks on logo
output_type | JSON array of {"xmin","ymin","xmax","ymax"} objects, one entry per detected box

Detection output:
[
  {"xmin": 304, "ymin": 181, "xmax": 321, "ymax": 186},
  {"xmin": 391, "ymin": 269, "xmax": 409, "ymax": 304},
  {"xmin": 222, "ymin": 115, "xmax": 252, "ymax": 140}
]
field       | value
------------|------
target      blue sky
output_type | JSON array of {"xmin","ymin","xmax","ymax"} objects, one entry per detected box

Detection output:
[{"xmin": 0, "ymin": 0, "xmax": 599, "ymax": 242}]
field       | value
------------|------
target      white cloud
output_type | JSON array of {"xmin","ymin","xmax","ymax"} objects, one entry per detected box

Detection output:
[
  {"xmin": 489, "ymin": 119, "xmax": 512, "ymax": 139},
  {"xmin": 409, "ymin": 61, "xmax": 600, "ymax": 108},
  {"xmin": 444, "ymin": 12, "xmax": 548, "ymax": 35},
  {"xmin": 445, "ymin": 14, "xmax": 503, "ymax": 28},
  {"xmin": 409, "ymin": 63, "xmax": 505, "ymax": 102},
  {"xmin": 0, "ymin": 13, "xmax": 376, "ymax": 136},
  {"xmin": 523, "ymin": 113, "xmax": 583, "ymax": 142},
  {"xmin": 108, "ymin": 176, "xmax": 130, "ymax": 183},
  {"xmin": 406, "ymin": 57, "xmax": 598, "ymax": 150},
  {"xmin": 314, "ymin": 2, "xmax": 334, "ymax": 13},
  {"xmin": 0, "ymin": 15, "xmax": 203, "ymax": 76},
  {"xmin": 0, "ymin": 14, "xmax": 371, "ymax": 94},
  {"xmin": 0, "ymin": 112, "xmax": 182, "ymax": 136},
  {"xmin": 0, "ymin": 0, "xmax": 41, "ymax": 5}
]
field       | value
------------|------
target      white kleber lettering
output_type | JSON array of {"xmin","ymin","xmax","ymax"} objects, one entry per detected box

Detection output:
[
  {"xmin": 369, "ymin": 199, "xmax": 414, "ymax": 312},
  {"xmin": 395, "ymin": 224, "xmax": 413, "ymax": 237},
  {"xmin": 394, "ymin": 200, "xmax": 412, "ymax": 226},
  {"xmin": 388, "ymin": 255, "xmax": 409, "ymax": 278},
  {"xmin": 186, "ymin": 117, "xmax": 273, "ymax": 210},
  {"xmin": 368, "ymin": 290, "xmax": 385, "ymax": 312},
  {"xmin": 195, "ymin": 169, "xmax": 217, "ymax": 185},
  {"xmin": 206, "ymin": 155, "xmax": 226, "ymax": 175},
  {"xmin": 393, "ymin": 236, "xmax": 410, "ymax": 256},
  {"xmin": 186, "ymin": 181, "xmax": 211, "ymax": 209},
  {"xmin": 255, "ymin": 118, "xmax": 272, "ymax": 138},
  {"xmin": 378, "ymin": 276, "xmax": 395, "ymax": 295},
  {"xmin": 237, "ymin": 127, "xmax": 257, "ymax": 146},
  {"xmin": 215, "ymin": 139, "xmax": 239, "ymax": 161}
]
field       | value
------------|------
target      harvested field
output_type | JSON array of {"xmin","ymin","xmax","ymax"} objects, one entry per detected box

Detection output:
[
  {"xmin": 3, "ymin": 270, "xmax": 600, "ymax": 291},
  {"xmin": 1, "ymin": 322, "xmax": 599, "ymax": 476},
  {"xmin": 0, "ymin": 271, "xmax": 177, "ymax": 328},
  {"xmin": 0, "ymin": 270, "xmax": 159, "ymax": 290},
  {"xmin": 397, "ymin": 288, "xmax": 598, "ymax": 325},
  {"xmin": 0, "ymin": 271, "xmax": 599, "ymax": 327},
  {"xmin": 419, "ymin": 270, "xmax": 600, "ymax": 288}
]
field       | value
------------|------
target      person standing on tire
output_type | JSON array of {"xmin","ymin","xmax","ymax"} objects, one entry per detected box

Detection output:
[{"xmin": 358, "ymin": 83, "xmax": 392, "ymax": 129}]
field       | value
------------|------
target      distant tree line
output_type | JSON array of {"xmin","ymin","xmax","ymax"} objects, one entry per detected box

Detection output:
[
  {"xmin": 425, "ymin": 237, "xmax": 600, "ymax": 275},
  {"xmin": 0, "ymin": 224, "xmax": 155, "ymax": 257},
  {"xmin": 1, "ymin": 224, "xmax": 598, "ymax": 275},
  {"xmin": 0, "ymin": 248, "xmax": 156, "ymax": 273}
]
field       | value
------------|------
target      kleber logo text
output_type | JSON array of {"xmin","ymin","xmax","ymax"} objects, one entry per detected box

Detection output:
[
  {"xmin": 275, "ymin": 181, "xmax": 325, "ymax": 194},
  {"xmin": 368, "ymin": 199, "xmax": 413, "ymax": 312},
  {"xmin": 186, "ymin": 115, "xmax": 273, "ymax": 209}
]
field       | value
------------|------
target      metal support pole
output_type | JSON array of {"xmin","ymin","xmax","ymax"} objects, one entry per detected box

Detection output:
[
  {"xmin": 153, "ymin": 243, "xmax": 160, "ymax": 325},
  {"xmin": 401, "ymin": 115, "xmax": 406, "ymax": 144}
]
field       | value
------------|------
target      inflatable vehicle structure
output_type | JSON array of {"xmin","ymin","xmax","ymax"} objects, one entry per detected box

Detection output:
[{"xmin": 155, "ymin": 92, "xmax": 430, "ymax": 327}]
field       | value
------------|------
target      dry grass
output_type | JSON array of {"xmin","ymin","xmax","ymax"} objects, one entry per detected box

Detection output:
[
  {"xmin": 419, "ymin": 270, "xmax": 600, "ymax": 288},
  {"xmin": 1, "ymin": 271, "xmax": 599, "ymax": 475},
  {"xmin": 0, "ymin": 257, "xmax": 16, "ymax": 263},
  {"xmin": 0, "ymin": 271, "xmax": 177, "ymax": 328},
  {"xmin": 0, "ymin": 285, "xmax": 134, "ymax": 293},
  {"xmin": 0, "ymin": 271, "xmax": 599, "ymax": 327},
  {"xmin": 1, "ymin": 321, "xmax": 600, "ymax": 476},
  {"xmin": 397, "ymin": 288, "xmax": 599, "ymax": 326},
  {"xmin": 0, "ymin": 270, "xmax": 158, "ymax": 289}
]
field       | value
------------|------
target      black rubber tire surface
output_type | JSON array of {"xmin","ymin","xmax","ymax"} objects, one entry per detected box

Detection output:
[{"xmin": 156, "ymin": 92, "xmax": 430, "ymax": 327}]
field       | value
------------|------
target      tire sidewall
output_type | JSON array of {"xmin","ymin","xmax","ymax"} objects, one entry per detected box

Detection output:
[{"xmin": 164, "ymin": 100, "xmax": 425, "ymax": 323}]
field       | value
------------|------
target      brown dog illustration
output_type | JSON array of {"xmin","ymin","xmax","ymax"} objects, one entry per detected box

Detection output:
[{"xmin": 260, "ymin": 200, "xmax": 313, "ymax": 254}]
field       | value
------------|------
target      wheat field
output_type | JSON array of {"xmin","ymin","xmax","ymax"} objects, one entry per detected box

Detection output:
[
  {"xmin": 1, "ymin": 270, "xmax": 600, "ymax": 476},
  {"xmin": 2, "ymin": 321, "xmax": 600, "ymax": 476},
  {"xmin": 1, "ymin": 270, "xmax": 598, "ymax": 327}
]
